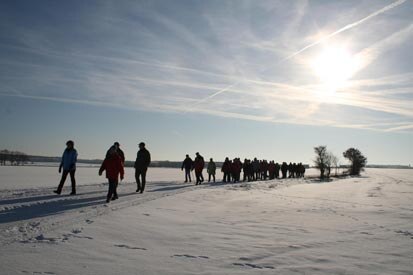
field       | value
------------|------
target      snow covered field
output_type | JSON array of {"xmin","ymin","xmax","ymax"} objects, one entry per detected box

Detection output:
[
  {"xmin": 0, "ymin": 165, "xmax": 321, "ymax": 190},
  {"xmin": 0, "ymin": 166, "xmax": 186, "ymax": 190},
  {"xmin": 0, "ymin": 168, "xmax": 412, "ymax": 274}
]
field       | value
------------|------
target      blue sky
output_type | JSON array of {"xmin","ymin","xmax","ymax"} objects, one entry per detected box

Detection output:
[{"xmin": 0, "ymin": 0, "xmax": 412, "ymax": 165}]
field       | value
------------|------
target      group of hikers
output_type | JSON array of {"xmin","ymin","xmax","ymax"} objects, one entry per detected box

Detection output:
[
  {"xmin": 54, "ymin": 140, "xmax": 150, "ymax": 203},
  {"xmin": 182, "ymin": 154, "xmax": 306, "ymax": 184},
  {"xmin": 54, "ymin": 141, "xmax": 305, "ymax": 203}
]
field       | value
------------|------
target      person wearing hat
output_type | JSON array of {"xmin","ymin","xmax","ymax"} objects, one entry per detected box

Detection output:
[
  {"xmin": 54, "ymin": 140, "xmax": 78, "ymax": 195},
  {"xmin": 134, "ymin": 142, "xmax": 151, "ymax": 193},
  {"xmin": 106, "ymin": 142, "xmax": 125, "ymax": 164}
]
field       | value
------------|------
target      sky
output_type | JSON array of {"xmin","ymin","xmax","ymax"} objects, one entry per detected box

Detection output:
[{"xmin": 0, "ymin": 0, "xmax": 412, "ymax": 165}]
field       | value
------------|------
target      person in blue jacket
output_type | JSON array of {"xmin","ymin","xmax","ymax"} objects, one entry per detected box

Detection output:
[{"xmin": 54, "ymin": 140, "xmax": 78, "ymax": 195}]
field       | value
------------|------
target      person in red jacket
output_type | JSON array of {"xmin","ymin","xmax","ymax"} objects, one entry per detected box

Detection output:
[
  {"xmin": 99, "ymin": 147, "xmax": 124, "ymax": 203},
  {"xmin": 192, "ymin": 152, "xmax": 205, "ymax": 185}
]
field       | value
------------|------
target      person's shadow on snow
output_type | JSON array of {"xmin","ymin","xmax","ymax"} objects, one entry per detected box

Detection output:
[{"xmin": 0, "ymin": 192, "xmax": 137, "ymax": 223}]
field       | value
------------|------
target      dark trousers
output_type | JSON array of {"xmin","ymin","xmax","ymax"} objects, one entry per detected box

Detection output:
[
  {"xmin": 208, "ymin": 173, "xmax": 215, "ymax": 182},
  {"xmin": 185, "ymin": 169, "xmax": 191, "ymax": 182},
  {"xmin": 223, "ymin": 172, "xmax": 231, "ymax": 182},
  {"xmin": 195, "ymin": 171, "xmax": 203, "ymax": 184},
  {"xmin": 57, "ymin": 170, "xmax": 76, "ymax": 193},
  {"xmin": 135, "ymin": 167, "xmax": 147, "ymax": 192},
  {"xmin": 255, "ymin": 172, "xmax": 260, "ymax": 180},
  {"xmin": 107, "ymin": 179, "xmax": 118, "ymax": 200}
]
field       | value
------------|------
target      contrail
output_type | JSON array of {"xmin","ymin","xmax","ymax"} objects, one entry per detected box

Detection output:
[
  {"xmin": 184, "ymin": 82, "xmax": 237, "ymax": 113},
  {"xmin": 282, "ymin": 0, "xmax": 407, "ymax": 61},
  {"xmin": 186, "ymin": 0, "xmax": 406, "ymax": 110}
]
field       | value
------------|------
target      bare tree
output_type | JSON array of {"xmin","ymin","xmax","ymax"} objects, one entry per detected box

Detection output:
[
  {"xmin": 314, "ymin": 146, "xmax": 329, "ymax": 179},
  {"xmin": 328, "ymin": 153, "xmax": 340, "ymax": 176}
]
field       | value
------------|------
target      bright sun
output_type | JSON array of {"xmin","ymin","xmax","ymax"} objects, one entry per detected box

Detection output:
[{"xmin": 311, "ymin": 46, "xmax": 359, "ymax": 93}]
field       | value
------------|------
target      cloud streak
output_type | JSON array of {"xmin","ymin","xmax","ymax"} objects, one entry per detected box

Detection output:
[
  {"xmin": 283, "ymin": 0, "xmax": 407, "ymax": 61},
  {"xmin": 0, "ymin": 0, "xmax": 412, "ymax": 133}
]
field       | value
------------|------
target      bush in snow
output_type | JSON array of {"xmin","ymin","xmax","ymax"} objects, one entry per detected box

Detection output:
[{"xmin": 343, "ymin": 148, "xmax": 367, "ymax": 176}]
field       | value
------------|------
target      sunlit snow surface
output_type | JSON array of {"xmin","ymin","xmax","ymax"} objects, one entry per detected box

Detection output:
[{"xmin": 0, "ymin": 167, "xmax": 412, "ymax": 274}]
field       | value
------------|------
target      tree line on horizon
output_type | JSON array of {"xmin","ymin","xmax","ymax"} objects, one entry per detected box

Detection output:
[
  {"xmin": 0, "ymin": 149, "xmax": 29, "ymax": 166},
  {"xmin": 314, "ymin": 146, "xmax": 367, "ymax": 178},
  {"xmin": 3, "ymin": 147, "xmax": 410, "ymax": 176}
]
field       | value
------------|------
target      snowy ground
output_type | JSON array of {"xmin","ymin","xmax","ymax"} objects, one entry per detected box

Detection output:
[
  {"xmin": 0, "ymin": 166, "xmax": 187, "ymax": 190},
  {"xmin": 0, "ymin": 168, "xmax": 412, "ymax": 274}
]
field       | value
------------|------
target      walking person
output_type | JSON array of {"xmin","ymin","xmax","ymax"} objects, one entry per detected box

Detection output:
[
  {"xmin": 193, "ymin": 152, "xmax": 205, "ymax": 185},
  {"xmin": 181, "ymin": 154, "xmax": 193, "ymax": 182},
  {"xmin": 207, "ymin": 158, "xmax": 216, "ymax": 183},
  {"xmin": 134, "ymin": 142, "xmax": 151, "ymax": 193},
  {"xmin": 222, "ymin": 157, "xmax": 231, "ymax": 183},
  {"xmin": 105, "ymin": 142, "xmax": 125, "ymax": 199},
  {"xmin": 275, "ymin": 162, "xmax": 280, "ymax": 178},
  {"xmin": 54, "ymin": 140, "xmax": 78, "ymax": 195},
  {"xmin": 281, "ymin": 162, "xmax": 288, "ymax": 179},
  {"xmin": 252, "ymin": 158, "xmax": 260, "ymax": 181},
  {"xmin": 99, "ymin": 147, "xmax": 124, "ymax": 203}
]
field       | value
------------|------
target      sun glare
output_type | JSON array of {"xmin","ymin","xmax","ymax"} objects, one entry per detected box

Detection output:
[{"xmin": 311, "ymin": 46, "xmax": 359, "ymax": 93}]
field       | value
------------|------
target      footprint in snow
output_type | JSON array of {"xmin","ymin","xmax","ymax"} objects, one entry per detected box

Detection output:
[
  {"xmin": 22, "ymin": 271, "xmax": 56, "ymax": 274},
  {"xmin": 85, "ymin": 219, "xmax": 94, "ymax": 224},
  {"xmin": 114, "ymin": 244, "xmax": 147, "ymax": 250},
  {"xmin": 71, "ymin": 228, "xmax": 83, "ymax": 234},
  {"xmin": 233, "ymin": 263, "xmax": 274, "ymax": 269},
  {"xmin": 172, "ymin": 254, "xmax": 209, "ymax": 259},
  {"xmin": 395, "ymin": 230, "xmax": 413, "ymax": 239}
]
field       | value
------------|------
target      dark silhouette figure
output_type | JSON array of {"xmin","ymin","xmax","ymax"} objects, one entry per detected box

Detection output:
[
  {"xmin": 252, "ymin": 158, "xmax": 260, "ymax": 181},
  {"xmin": 297, "ymin": 162, "xmax": 306, "ymax": 178},
  {"xmin": 288, "ymin": 162, "xmax": 293, "ymax": 178},
  {"xmin": 268, "ymin": 161, "xmax": 275, "ymax": 179},
  {"xmin": 281, "ymin": 162, "xmax": 288, "ymax": 178},
  {"xmin": 193, "ymin": 152, "xmax": 205, "ymax": 185},
  {"xmin": 275, "ymin": 162, "xmax": 280, "ymax": 178},
  {"xmin": 181, "ymin": 154, "xmax": 194, "ymax": 182},
  {"xmin": 243, "ymin": 159, "xmax": 253, "ymax": 182},
  {"xmin": 134, "ymin": 142, "xmax": 151, "ymax": 193},
  {"xmin": 99, "ymin": 147, "xmax": 124, "ymax": 203},
  {"xmin": 54, "ymin": 140, "xmax": 78, "ymax": 195},
  {"xmin": 232, "ymin": 158, "xmax": 242, "ymax": 183},
  {"xmin": 105, "ymin": 142, "xmax": 125, "ymax": 199},
  {"xmin": 222, "ymin": 157, "xmax": 231, "ymax": 182},
  {"xmin": 261, "ymin": 160, "xmax": 269, "ymax": 180},
  {"xmin": 292, "ymin": 163, "xmax": 297, "ymax": 178},
  {"xmin": 207, "ymin": 158, "xmax": 216, "ymax": 182}
]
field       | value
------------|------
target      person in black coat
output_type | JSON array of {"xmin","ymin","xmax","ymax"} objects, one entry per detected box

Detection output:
[
  {"xmin": 275, "ymin": 162, "xmax": 280, "ymax": 178},
  {"xmin": 134, "ymin": 142, "xmax": 151, "ymax": 193},
  {"xmin": 281, "ymin": 162, "xmax": 288, "ymax": 179},
  {"xmin": 181, "ymin": 154, "xmax": 193, "ymax": 182}
]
